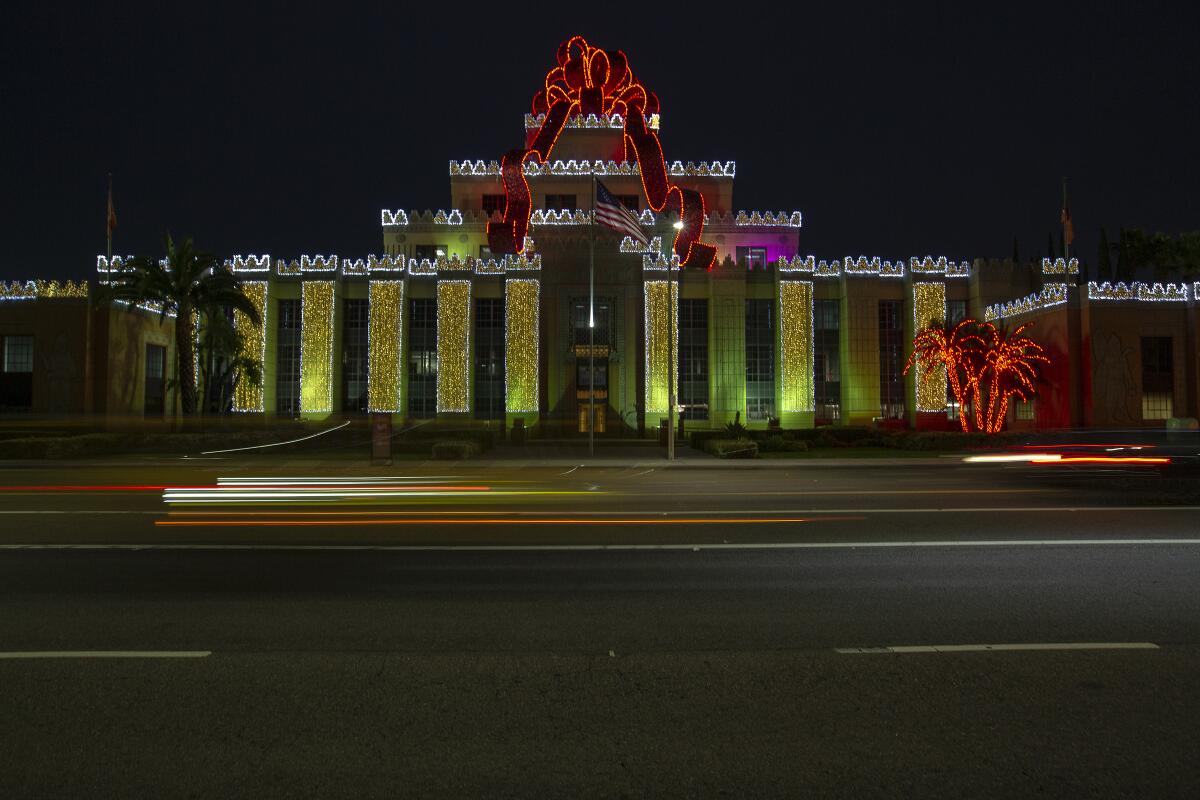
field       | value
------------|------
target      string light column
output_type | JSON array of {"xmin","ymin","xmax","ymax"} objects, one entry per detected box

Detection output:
[
  {"xmin": 778, "ymin": 280, "xmax": 814, "ymax": 428},
  {"xmin": 911, "ymin": 281, "xmax": 948, "ymax": 424}
]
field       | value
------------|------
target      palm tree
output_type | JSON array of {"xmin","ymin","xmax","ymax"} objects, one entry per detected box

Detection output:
[
  {"xmin": 978, "ymin": 322, "xmax": 1049, "ymax": 433},
  {"xmin": 103, "ymin": 234, "xmax": 261, "ymax": 415},
  {"xmin": 904, "ymin": 319, "xmax": 986, "ymax": 432},
  {"xmin": 906, "ymin": 318, "xmax": 1048, "ymax": 433}
]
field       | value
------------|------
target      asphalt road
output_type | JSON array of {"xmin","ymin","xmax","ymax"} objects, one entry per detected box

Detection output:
[{"xmin": 2, "ymin": 458, "xmax": 1199, "ymax": 797}]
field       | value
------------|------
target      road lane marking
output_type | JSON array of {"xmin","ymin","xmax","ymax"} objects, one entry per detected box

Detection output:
[
  {"xmin": 153, "ymin": 516, "xmax": 849, "ymax": 527},
  {"xmin": 836, "ymin": 643, "xmax": 1160, "ymax": 654},
  {"xmin": 2, "ymin": 505, "xmax": 1200, "ymax": 519},
  {"xmin": 0, "ymin": 650, "xmax": 211, "ymax": 659},
  {"xmin": 2, "ymin": 539, "xmax": 1200, "ymax": 551}
]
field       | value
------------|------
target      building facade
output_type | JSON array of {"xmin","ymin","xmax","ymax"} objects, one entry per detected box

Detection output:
[{"xmin": 3, "ymin": 37, "xmax": 1198, "ymax": 431}]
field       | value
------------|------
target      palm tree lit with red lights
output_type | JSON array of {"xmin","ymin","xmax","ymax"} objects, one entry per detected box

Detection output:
[{"xmin": 905, "ymin": 319, "xmax": 1049, "ymax": 433}]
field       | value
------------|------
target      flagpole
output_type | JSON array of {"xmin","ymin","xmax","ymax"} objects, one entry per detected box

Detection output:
[
  {"xmin": 588, "ymin": 175, "xmax": 596, "ymax": 458},
  {"xmin": 106, "ymin": 173, "xmax": 113, "ymax": 261},
  {"xmin": 668, "ymin": 220, "xmax": 679, "ymax": 462},
  {"xmin": 1062, "ymin": 176, "xmax": 1069, "ymax": 261}
]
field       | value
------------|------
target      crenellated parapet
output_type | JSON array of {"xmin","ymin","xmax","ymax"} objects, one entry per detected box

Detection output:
[
  {"xmin": 1087, "ymin": 281, "xmax": 1190, "ymax": 302},
  {"xmin": 524, "ymin": 112, "xmax": 659, "ymax": 131},
  {"xmin": 1042, "ymin": 257, "xmax": 1080, "ymax": 275},
  {"xmin": 985, "ymin": 284, "xmax": 1070, "ymax": 322},
  {"xmin": 771, "ymin": 255, "xmax": 972, "ymax": 278},
  {"xmin": 0, "ymin": 279, "xmax": 89, "ymax": 300},
  {"xmin": 450, "ymin": 159, "xmax": 736, "ymax": 178}
]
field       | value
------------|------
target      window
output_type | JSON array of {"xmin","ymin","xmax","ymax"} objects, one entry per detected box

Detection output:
[
  {"xmin": 1015, "ymin": 399, "xmax": 1035, "ymax": 420},
  {"xmin": 944, "ymin": 300, "xmax": 969, "ymax": 416},
  {"xmin": 144, "ymin": 343, "xmax": 166, "ymax": 417},
  {"xmin": 413, "ymin": 244, "xmax": 446, "ymax": 261},
  {"xmin": 1141, "ymin": 336, "xmax": 1174, "ymax": 421},
  {"xmin": 571, "ymin": 298, "xmax": 612, "ymax": 347},
  {"xmin": 745, "ymin": 299, "xmax": 775, "ymax": 420},
  {"xmin": 482, "ymin": 194, "xmax": 506, "ymax": 217},
  {"xmin": 408, "ymin": 298, "xmax": 437, "ymax": 418},
  {"xmin": 879, "ymin": 300, "xmax": 904, "ymax": 419},
  {"xmin": 736, "ymin": 246, "xmax": 768, "ymax": 272},
  {"xmin": 474, "ymin": 298, "xmax": 505, "ymax": 420},
  {"xmin": 947, "ymin": 299, "xmax": 968, "ymax": 326},
  {"xmin": 678, "ymin": 299, "xmax": 708, "ymax": 420},
  {"xmin": 544, "ymin": 194, "xmax": 577, "ymax": 210},
  {"xmin": 342, "ymin": 299, "xmax": 369, "ymax": 413},
  {"xmin": 3, "ymin": 336, "xmax": 33, "ymax": 373},
  {"xmin": 814, "ymin": 300, "xmax": 840, "ymax": 424},
  {"xmin": 615, "ymin": 195, "xmax": 639, "ymax": 212},
  {"xmin": 275, "ymin": 299, "xmax": 301, "ymax": 416},
  {"xmin": 577, "ymin": 362, "xmax": 607, "ymax": 389},
  {"xmin": 0, "ymin": 335, "xmax": 34, "ymax": 410}
]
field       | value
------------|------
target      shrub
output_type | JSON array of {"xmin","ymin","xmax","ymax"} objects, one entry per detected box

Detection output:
[
  {"xmin": 431, "ymin": 440, "xmax": 481, "ymax": 460},
  {"xmin": 814, "ymin": 430, "xmax": 847, "ymax": 448},
  {"xmin": 702, "ymin": 438, "xmax": 758, "ymax": 459},
  {"xmin": 689, "ymin": 430, "xmax": 725, "ymax": 451},
  {"xmin": 759, "ymin": 435, "xmax": 787, "ymax": 453},
  {"xmin": 724, "ymin": 411, "xmax": 748, "ymax": 439}
]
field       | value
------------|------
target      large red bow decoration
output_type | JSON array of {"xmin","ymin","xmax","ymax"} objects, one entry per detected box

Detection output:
[{"xmin": 487, "ymin": 36, "xmax": 717, "ymax": 271}]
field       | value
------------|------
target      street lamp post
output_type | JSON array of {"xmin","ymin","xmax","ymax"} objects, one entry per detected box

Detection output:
[{"xmin": 668, "ymin": 219, "xmax": 684, "ymax": 462}]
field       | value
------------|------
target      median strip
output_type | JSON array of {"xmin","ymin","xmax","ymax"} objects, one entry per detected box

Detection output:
[
  {"xmin": 835, "ymin": 642, "xmax": 1160, "ymax": 654},
  {"xmin": 0, "ymin": 650, "xmax": 212, "ymax": 659}
]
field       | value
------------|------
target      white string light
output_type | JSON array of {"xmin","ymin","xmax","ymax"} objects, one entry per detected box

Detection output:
[
  {"xmin": 734, "ymin": 211, "xmax": 803, "ymax": 228},
  {"xmin": 225, "ymin": 255, "xmax": 270, "ymax": 273},
  {"xmin": 449, "ymin": 159, "xmax": 736, "ymax": 177},
  {"xmin": 1042, "ymin": 257, "xmax": 1080, "ymax": 275},
  {"xmin": 1087, "ymin": 281, "xmax": 1189, "ymax": 302},
  {"xmin": 985, "ymin": 283, "xmax": 1069, "ymax": 322},
  {"xmin": 524, "ymin": 112, "xmax": 659, "ymax": 131}
]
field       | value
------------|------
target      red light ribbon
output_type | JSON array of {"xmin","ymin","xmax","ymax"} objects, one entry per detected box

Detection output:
[{"xmin": 487, "ymin": 36, "xmax": 717, "ymax": 270}]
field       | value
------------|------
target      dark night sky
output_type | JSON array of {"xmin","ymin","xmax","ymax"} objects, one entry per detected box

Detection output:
[{"xmin": 3, "ymin": 1, "xmax": 1198, "ymax": 281}]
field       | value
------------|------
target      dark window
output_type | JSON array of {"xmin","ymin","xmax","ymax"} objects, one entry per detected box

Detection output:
[
  {"xmin": 276, "ymin": 299, "xmax": 301, "ymax": 416},
  {"xmin": 3, "ymin": 336, "xmax": 33, "ymax": 372},
  {"xmin": 144, "ymin": 343, "xmax": 166, "ymax": 417},
  {"xmin": 342, "ymin": 299, "xmax": 369, "ymax": 413},
  {"xmin": 408, "ymin": 298, "xmax": 437, "ymax": 418},
  {"xmin": 201, "ymin": 306, "xmax": 235, "ymax": 413},
  {"xmin": 615, "ymin": 195, "xmax": 640, "ymax": 212},
  {"xmin": 474, "ymin": 298, "xmax": 505, "ymax": 420},
  {"xmin": 0, "ymin": 335, "xmax": 34, "ymax": 409},
  {"xmin": 745, "ymin": 299, "xmax": 775, "ymax": 420},
  {"xmin": 678, "ymin": 299, "xmax": 708, "ymax": 420},
  {"xmin": 736, "ymin": 246, "xmax": 769, "ymax": 272},
  {"xmin": 945, "ymin": 300, "xmax": 969, "ymax": 416},
  {"xmin": 544, "ymin": 194, "xmax": 577, "ymax": 210},
  {"xmin": 1141, "ymin": 336, "xmax": 1174, "ymax": 420},
  {"xmin": 413, "ymin": 244, "xmax": 446, "ymax": 261},
  {"xmin": 571, "ymin": 298, "xmax": 612, "ymax": 347},
  {"xmin": 947, "ymin": 299, "xmax": 968, "ymax": 326},
  {"xmin": 482, "ymin": 194, "xmax": 506, "ymax": 217},
  {"xmin": 879, "ymin": 300, "xmax": 904, "ymax": 419},
  {"xmin": 577, "ymin": 362, "xmax": 607, "ymax": 389},
  {"xmin": 814, "ymin": 300, "xmax": 840, "ymax": 424}
]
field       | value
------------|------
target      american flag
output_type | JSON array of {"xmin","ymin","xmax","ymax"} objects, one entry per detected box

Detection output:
[{"xmin": 594, "ymin": 180, "xmax": 648, "ymax": 247}]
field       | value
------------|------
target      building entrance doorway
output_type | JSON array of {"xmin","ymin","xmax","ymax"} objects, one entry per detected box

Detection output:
[{"xmin": 576, "ymin": 350, "xmax": 607, "ymax": 433}]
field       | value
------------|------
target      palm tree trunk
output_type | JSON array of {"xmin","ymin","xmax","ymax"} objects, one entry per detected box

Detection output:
[{"xmin": 177, "ymin": 301, "xmax": 197, "ymax": 416}]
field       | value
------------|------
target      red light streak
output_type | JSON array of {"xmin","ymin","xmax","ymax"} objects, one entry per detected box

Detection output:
[{"xmin": 1053, "ymin": 457, "xmax": 1169, "ymax": 465}]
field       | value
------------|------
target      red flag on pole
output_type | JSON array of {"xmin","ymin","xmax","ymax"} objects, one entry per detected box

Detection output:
[
  {"xmin": 106, "ymin": 175, "xmax": 118, "ymax": 236},
  {"xmin": 1059, "ymin": 204, "xmax": 1073, "ymax": 246}
]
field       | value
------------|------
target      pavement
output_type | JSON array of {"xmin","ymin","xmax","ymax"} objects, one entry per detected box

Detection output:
[{"xmin": 2, "ymin": 457, "xmax": 1199, "ymax": 797}]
